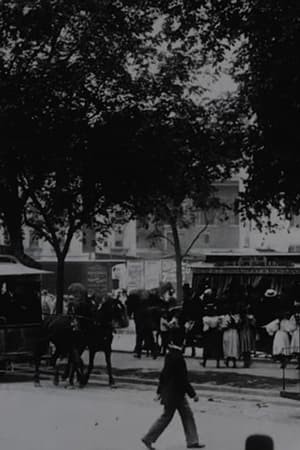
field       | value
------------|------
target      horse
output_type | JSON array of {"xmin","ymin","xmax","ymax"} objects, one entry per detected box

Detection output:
[
  {"xmin": 126, "ymin": 289, "xmax": 166, "ymax": 358},
  {"xmin": 33, "ymin": 293, "xmax": 128, "ymax": 388},
  {"xmin": 74, "ymin": 294, "xmax": 129, "ymax": 387},
  {"xmin": 33, "ymin": 312, "xmax": 86, "ymax": 387},
  {"xmin": 182, "ymin": 319, "xmax": 203, "ymax": 357}
]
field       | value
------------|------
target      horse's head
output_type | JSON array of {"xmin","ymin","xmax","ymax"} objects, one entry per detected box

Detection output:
[
  {"xmin": 96, "ymin": 295, "xmax": 129, "ymax": 329},
  {"xmin": 111, "ymin": 298, "xmax": 129, "ymax": 329}
]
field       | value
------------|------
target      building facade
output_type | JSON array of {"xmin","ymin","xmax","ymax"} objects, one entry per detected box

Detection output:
[{"xmin": 3, "ymin": 174, "xmax": 300, "ymax": 296}]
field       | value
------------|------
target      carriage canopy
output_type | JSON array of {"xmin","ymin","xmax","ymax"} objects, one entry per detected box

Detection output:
[{"xmin": 0, "ymin": 255, "xmax": 53, "ymax": 364}]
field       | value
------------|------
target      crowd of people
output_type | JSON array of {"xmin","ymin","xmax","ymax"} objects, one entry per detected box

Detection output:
[
  {"xmin": 121, "ymin": 283, "xmax": 300, "ymax": 371},
  {"xmin": 39, "ymin": 282, "xmax": 300, "ymax": 371},
  {"xmin": 186, "ymin": 286, "xmax": 300, "ymax": 369}
]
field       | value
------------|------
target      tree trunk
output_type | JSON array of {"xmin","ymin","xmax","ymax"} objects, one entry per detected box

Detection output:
[
  {"xmin": 5, "ymin": 207, "xmax": 41, "ymax": 269},
  {"xmin": 56, "ymin": 254, "xmax": 65, "ymax": 314},
  {"xmin": 169, "ymin": 218, "xmax": 183, "ymax": 303},
  {"xmin": 1, "ymin": 171, "xmax": 40, "ymax": 268}
]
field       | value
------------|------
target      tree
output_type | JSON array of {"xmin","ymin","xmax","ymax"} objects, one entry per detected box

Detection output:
[
  {"xmin": 0, "ymin": 0, "xmax": 177, "ymax": 309},
  {"xmin": 22, "ymin": 164, "xmax": 129, "ymax": 313},
  {"xmin": 94, "ymin": 96, "xmax": 242, "ymax": 301},
  {"xmin": 0, "ymin": 0, "xmax": 244, "ymax": 305},
  {"xmin": 85, "ymin": 2, "xmax": 245, "ymax": 301},
  {"xmin": 201, "ymin": 1, "xmax": 300, "ymax": 220}
]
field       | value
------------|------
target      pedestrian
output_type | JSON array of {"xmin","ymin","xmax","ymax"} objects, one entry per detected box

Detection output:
[
  {"xmin": 141, "ymin": 336, "xmax": 205, "ymax": 450},
  {"xmin": 159, "ymin": 309, "xmax": 170, "ymax": 356},
  {"xmin": 201, "ymin": 304, "xmax": 223, "ymax": 368},
  {"xmin": 221, "ymin": 305, "xmax": 240, "ymax": 368},
  {"xmin": 290, "ymin": 315, "xmax": 300, "ymax": 369},
  {"xmin": 272, "ymin": 311, "xmax": 293, "ymax": 368},
  {"xmin": 239, "ymin": 307, "xmax": 256, "ymax": 368}
]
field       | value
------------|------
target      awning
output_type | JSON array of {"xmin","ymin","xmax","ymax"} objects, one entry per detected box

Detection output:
[
  {"xmin": 191, "ymin": 266, "xmax": 300, "ymax": 275},
  {"xmin": 0, "ymin": 256, "xmax": 52, "ymax": 276}
]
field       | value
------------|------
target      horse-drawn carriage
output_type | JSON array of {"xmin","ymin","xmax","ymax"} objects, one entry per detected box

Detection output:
[{"xmin": 0, "ymin": 255, "xmax": 51, "ymax": 373}]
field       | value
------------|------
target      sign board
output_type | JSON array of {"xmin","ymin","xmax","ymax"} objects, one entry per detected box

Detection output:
[
  {"xmin": 145, "ymin": 260, "xmax": 161, "ymax": 290},
  {"xmin": 161, "ymin": 260, "xmax": 177, "ymax": 284},
  {"xmin": 86, "ymin": 263, "xmax": 108, "ymax": 299},
  {"xmin": 192, "ymin": 266, "xmax": 300, "ymax": 275},
  {"xmin": 161, "ymin": 259, "xmax": 191, "ymax": 285},
  {"xmin": 127, "ymin": 261, "xmax": 144, "ymax": 292}
]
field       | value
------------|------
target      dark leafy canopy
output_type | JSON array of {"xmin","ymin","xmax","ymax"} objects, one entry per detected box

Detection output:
[
  {"xmin": 0, "ymin": 0, "xmax": 231, "ymax": 236},
  {"xmin": 0, "ymin": 0, "xmax": 243, "ymax": 261},
  {"xmin": 205, "ymin": 1, "xmax": 300, "ymax": 219},
  {"xmin": 92, "ymin": 99, "xmax": 242, "ymax": 215},
  {"xmin": 0, "ymin": 0, "xmax": 157, "ymax": 256},
  {"xmin": 241, "ymin": 1, "xmax": 300, "ymax": 219}
]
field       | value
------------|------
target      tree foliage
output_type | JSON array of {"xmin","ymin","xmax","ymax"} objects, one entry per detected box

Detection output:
[
  {"xmin": 0, "ymin": 0, "xmax": 245, "ymax": 304},
  {"xmin": 203, "ymin": 1, "xmax": 300, "ymax": 219}
]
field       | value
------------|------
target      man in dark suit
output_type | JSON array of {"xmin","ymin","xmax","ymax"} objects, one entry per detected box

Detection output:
[{"xmin": 141, "ymin": 336, "xmax": 205, "ymax": 450}]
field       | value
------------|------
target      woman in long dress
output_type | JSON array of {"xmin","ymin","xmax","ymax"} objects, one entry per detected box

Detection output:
[
  {"xmin": 290, "ymin": 312, "xmax": 300, "ymax": 368},
  {"xmin": 222, "ymin": 311, "xmax": 240, "ymax": 368},
  {"xmin": 271, "ymin": 313, "xmax": 294, "ymax": 368},
  {"xmin": 201, "ymin": 304, "xmax": 223, "ymax": 368},
  {"xmin": 239, "ymin": 309, "xmax": 256, "ymax": 368}
]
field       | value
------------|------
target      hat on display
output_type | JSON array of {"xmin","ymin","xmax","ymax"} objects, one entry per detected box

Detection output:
[
  {"xmin": 203, "ymin": 288, "xmax": 212, "ymax": 295},
  {"xmin": 264, "ymin": 289, "xmax": 277, "ymax": 298}
]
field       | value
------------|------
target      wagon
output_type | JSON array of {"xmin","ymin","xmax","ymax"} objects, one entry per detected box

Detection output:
[{"xmin": 0, "ymin": 255, "xmax": 52, "ymax": 372}]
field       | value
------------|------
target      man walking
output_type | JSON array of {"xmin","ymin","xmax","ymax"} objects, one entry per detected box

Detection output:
[{"xmin": 142, "ymin": 336, "xmax": 205, "ymax": 449}]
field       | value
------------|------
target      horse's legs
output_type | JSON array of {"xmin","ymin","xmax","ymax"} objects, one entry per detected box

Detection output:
[
  {"xmin": 191, "ymin": 345, "xmax": 196, "ymax": 358},
  {"xmin": 66, "ymin": 355, "xmax": 76, "ymax": 386},
  {"xmin": 62, "ymin": 349, "xmax": 84, "ymax": 388},
  {"xmin": 62, "ymin": 357, "xmax": 71, "ymax": 381},
  {"xmin": 71, "ymin": 348, "xmax": 85, "ymax": 386},
  {"xmin": 76, "ymin": 356, "xmax": 85, "ymax": 387},
  {"xmin": 53, "ymin": 357, "xmax": 61, "ymax": 386},
  {"xmin": 83, "ymin": 348, "xmax": 95, "ymax": 385},
  {"xmin": 34, "ymin": 337, "xmax": 51, "ymax": 386},
  {"xmin": 104, "ymin": 348, "xmax": 115, "ymax": 386},
  {"xmin": 33, "ymin": 347, "xmax": 42, "ymax": 386}
]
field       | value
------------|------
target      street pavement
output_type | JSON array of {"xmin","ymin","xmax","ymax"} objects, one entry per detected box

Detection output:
[{"xmin": 0, "ymin": 380, "xmax": 300, "ymax": 450}]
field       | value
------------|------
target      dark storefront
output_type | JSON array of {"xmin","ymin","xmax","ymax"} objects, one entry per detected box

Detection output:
[
  {"xmin": 40, "ymin": 258, "xmax": 125, "ymax": 301},
  {"xmin": 191, "ymin": 252, "xmax": 300, "ymax": 303}
]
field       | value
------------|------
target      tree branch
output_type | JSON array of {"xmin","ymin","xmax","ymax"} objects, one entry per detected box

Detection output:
[
  {"xmin": 148, "ymin": 228, "xmax": 175, "ymax": 248},
  {"xmin": 24, "ymin": 188, "xmax": 60, "ymax": 253},
  {"xmin": 62, "ymin": 220, "xmax": 76, "ymax": 260},
  {"xmin": 182, "ymin": 211, "xmax": 208, "ymax": 258},
  {"xmin": 23, "ymin": 213, "xmax": 56, "ymax": 250}
]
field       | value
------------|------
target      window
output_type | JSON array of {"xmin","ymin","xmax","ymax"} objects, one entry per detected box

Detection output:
[
  {"xmin": 204, "ymin": 233, "xmax": 210, "ymax": 244},
  {"xmin": 82, "ymin": 227, "xmax": 96, "ymax": 253},
  {"xmin": 114, "ymin": 226, "xmax": 124, "ymax": 248},
  {"xmin": 198, "ymin": 209, "xmax": 217, "ymax": 225},
  {"xmin": 218, "ymin": 204, "xmax": 239, "ymax": 226},
  {"xmin": 29, "ymin": 231, "xmax": 40, "ymax": 249},
  {"xmin": 290, "ymin": 214, "xmax": 300, "ymax": 228}
]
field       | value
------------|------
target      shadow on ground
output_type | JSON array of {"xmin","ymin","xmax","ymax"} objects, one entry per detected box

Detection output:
[{"xmin": 98, "ymin": 367, "xmax": 298, "ymax": 390}]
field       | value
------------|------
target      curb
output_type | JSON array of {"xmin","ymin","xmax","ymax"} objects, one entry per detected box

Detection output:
[
  {"xmin": 37, "ymin": 360, "xmax": 293, "ymax": 400},
  {"xmin": 88, "ymin": 373, "xmax": 300, "ymax": 407},
  {"xmin": 16, "ymin": 364, "xmax": 299, "ymax": 407},
  {"xmin": 12, "ymin": 362, "xmax": 300, "ymax": 407},
  {"xmin": 111, "ymin": 348, "xmax": 283, "ymax": 365}
]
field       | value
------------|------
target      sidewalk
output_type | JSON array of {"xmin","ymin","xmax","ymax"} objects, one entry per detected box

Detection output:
[{"xmin": 107, "ymin": 330, "xmax": 300, "ymax": 401}]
